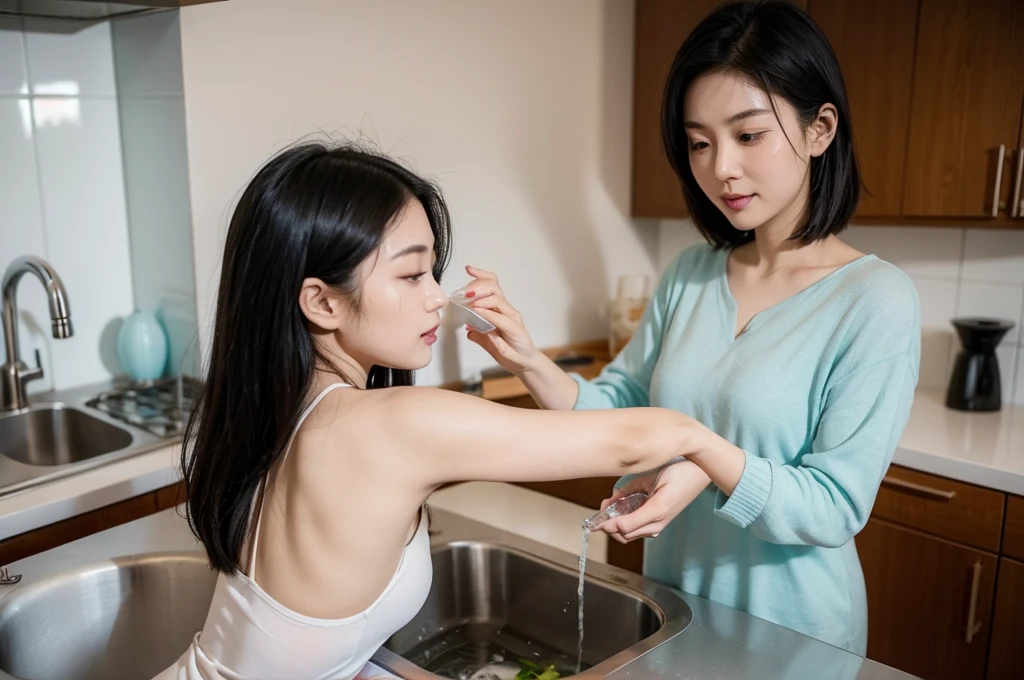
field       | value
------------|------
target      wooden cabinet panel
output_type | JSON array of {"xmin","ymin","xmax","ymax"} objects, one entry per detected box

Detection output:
[
  {"xmin": 631, "ymin": 0, "xmax": 723, "ymax": 218},
  {"xmin": 902, "ymin": 0, "xmax": 1024, "ymax": 218},
  {"xmin": 97, "ymin": 492, "xmax": 156, "ymax": 528},
  {"xmin": 871, "ymin": 464, "xmax": 1005, "ymax": 552},
  {"xmin": 988, "ymin": 557, "xmax": 1024, "ymax": 679},
  {"xmin": 808, "ymin": 0, "xmax": 919, "ymax": 217},
  {"xmin": 1003, "ymin": 495, "xmax": 1024, "ymax": 562},
  {"xmin": 1013, "ymin": 116, "xmax": 1024, "ymax": 221},
  {"xmin": 858, "ymin": 518, "xmax": 998, "ymax": 680},
  {"xmin": 0, "ymin": 492, "xmax": 156, "ymax": 566},
  {"xmin": 155, "ymin": 480, "xmax": 187, "ymax": 511}
]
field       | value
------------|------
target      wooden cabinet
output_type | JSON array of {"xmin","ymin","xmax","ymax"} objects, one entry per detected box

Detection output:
[
  {"xmin": 988, "ymin": 557, "xmax": 1024, "ymax": 679},
  {"xmin": 0, "ymin": 481, "xmax": 184, "ymax": 566},
  {"xmin": 1014, "ymin": 114, "xmax": 1024, "ymax": 222},
  {"xmin": 808, "ymin": 0, "xmax": 918, "ymax": 217},
  {"xmin": 631, "ymin": 0, "xmax": 722, "ymax": 218},
  {"xmin": 1003, "ymin": 495, "xmax": 1024, "ymax": 562},
  {"xmin": 634, "ymin": 0, "xmax": 1024, "ymax": 226},
  {"xmin": 901, "ymin": 0, "xmax": 1024, "ymax": 220},
  {"xmin": 871, "ymin": 465, "xmax": 1005, "ymax": 552},
  {"xmin": 859, "ymin": 518, "xmax": 997, "ymax": 680},
  {"xmin": 857, "ymin": 468, "xmax": 1024, "ymax": 679}
]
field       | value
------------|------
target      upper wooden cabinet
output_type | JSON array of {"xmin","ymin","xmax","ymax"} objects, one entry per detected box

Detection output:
[
  {"xmin": 809, "ymin": 0, "xmax": 918, "ymax": 218},
  {"xmin": 631, "ymin": 0, "xmax": 721, "ymax": 219},
  {"xmin": 631, "ymin": 1, "xmax": 809, "ymax": 218},
  {"xmin": 900, "ymin": 0, "xmax": 1024, "ymax": 220},
  {"xmin": 633, "ymin": 0, "xmax": 1024, "ymax": 227}
]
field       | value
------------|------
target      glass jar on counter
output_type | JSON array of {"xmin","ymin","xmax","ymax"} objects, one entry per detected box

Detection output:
[{"xmin": 609, "ymin": 274, "xmax": 652, "ymax": 358}]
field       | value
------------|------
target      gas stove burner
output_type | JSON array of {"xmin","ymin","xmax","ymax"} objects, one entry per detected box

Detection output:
[{"xmin": 86, "ymin": 376, "xmax": 200, "ymax": 438}]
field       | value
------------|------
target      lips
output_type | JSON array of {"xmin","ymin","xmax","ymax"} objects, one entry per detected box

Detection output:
[
  {"xmin": 421, "ymin": 324, "xmax": 439, "ymax": 345},
  {"xmin": 721, "ymin": 194, "xmax": 754, "ymax": 211}
]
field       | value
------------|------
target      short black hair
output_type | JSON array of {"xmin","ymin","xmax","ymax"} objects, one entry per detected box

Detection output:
[{"xmin": 662, "ymin": 0, "xmax": 859, "ymax": 249}]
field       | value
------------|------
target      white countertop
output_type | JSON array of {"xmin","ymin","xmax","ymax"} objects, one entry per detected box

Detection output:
[
  {"xmin": 2, "ymin": 386, "xmax": 1023, "ymax": 541},
  {"xmin": 894, "ymin": 388, "xmax": 1024, "ymax": 495},
  {"xmin": 0, "ymin": 444, "xmax": 180, "ymax": 539}
]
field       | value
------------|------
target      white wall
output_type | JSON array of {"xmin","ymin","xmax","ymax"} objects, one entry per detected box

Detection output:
[
  {"xmin": 112, "ymin": 11, "xmax": 200, "ymax": 377},
  {"xmin": 0, "ymin": 18, "xmax": 134, "ymax": 391},
  {"xmin": 178, "ymin": 0, "xmax": 654, "ymax": 386},
  {"xmin": 659, "ymin": 220, "xmax": 1024, "ymax": 406}
]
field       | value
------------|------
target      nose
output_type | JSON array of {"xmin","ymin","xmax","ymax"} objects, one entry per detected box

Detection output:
[
  {"xmin": 425, "ymin": 279, "xmax": 447, "ymax": 312},
  {"xmin": 713, "ymin": 142, "xmax": 742, "ymax": 183}
]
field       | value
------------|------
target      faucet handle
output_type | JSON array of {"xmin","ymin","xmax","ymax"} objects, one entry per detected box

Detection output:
[{"xmin": 19, "ymin": 348, "xmax": 44, "ymax": 384}]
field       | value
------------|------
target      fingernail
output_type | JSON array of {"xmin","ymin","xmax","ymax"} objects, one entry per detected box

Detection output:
[{"xmin": 464, "ymin": 290, "xmax": 475, "ymax": 299}]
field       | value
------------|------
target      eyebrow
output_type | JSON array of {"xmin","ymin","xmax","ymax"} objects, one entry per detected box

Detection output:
[
  {"xmin": 683, "ymin": 107, "xmax": 773, "ymax": 130},
  {"xmin": 389, "ymin": 244, "xmax": 430, "ymax": 261}
]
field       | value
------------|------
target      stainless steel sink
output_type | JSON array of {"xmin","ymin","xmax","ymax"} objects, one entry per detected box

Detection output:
[
  {"xmin": 382, "ymin": 541, "xmax": 679, "ymax": 678},
  {"xmin": 0, "ymin": 404, "xmax": 134, "ymax": 467},
  {"xmin": 0, "ymin": 380, "xmax": 175, "ymax": 498},
  {"xmin": 0, "ymin": 509, "xmax": 691, "ymax": 680},
  {"xmin": 0, "ymin": 552, "xmax": 216, "ymax": 680},
  {"xmin": 375, "ymin": 512, "xmax": 692, "ymax": 679}
]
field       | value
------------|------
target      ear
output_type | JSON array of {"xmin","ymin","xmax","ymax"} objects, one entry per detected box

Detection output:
[
  {"xmin": 807, "ymin": 103, "xmax": 838, "ymax": 158},
  {"xmin": 298, "ymin": 277, "xmax": 347, "ymax": 331}
]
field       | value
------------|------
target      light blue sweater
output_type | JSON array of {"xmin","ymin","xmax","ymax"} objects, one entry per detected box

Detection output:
[{"xmin": 573, "ymin": 244, "xmax": 920, "ymax": 654}]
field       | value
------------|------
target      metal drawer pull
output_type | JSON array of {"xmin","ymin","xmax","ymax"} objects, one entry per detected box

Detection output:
[
  {"xmin": 965, "ymin": 560, "xmax": 984, "ymax": 644},
  {"xmin": 881, "ymin": 475, "xmax": 957, "ymax": 501},
  {"xmin": 1011, "ymin": 147, "xmax": 1023, "ymax": 219},
  {"xmin": 992, "ymin": 144, "xmax": 1006, "ymax": 217}
]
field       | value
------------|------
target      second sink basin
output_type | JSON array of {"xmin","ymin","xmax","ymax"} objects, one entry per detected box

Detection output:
[
  {"xmin": 0, "ymin": 553, "xmax": 216, "ymax": 680},
  {"xmin": 0, "ymin": 404, "xmax": 133, "ymax": 466}
]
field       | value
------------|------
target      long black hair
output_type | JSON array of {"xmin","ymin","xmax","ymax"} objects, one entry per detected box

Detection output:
[
  {"xmin": 182, "ymin": 142, "xmax": 452, "ymax": 573},
  {"xmin": 662, "ymin": 0, "xmax": 860, "ymax": 248}
]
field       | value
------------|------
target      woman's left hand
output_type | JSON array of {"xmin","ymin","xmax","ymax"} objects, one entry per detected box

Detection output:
[{"xmin": 598, "ymin": 459, "xmax": 712, "ymax": 543}]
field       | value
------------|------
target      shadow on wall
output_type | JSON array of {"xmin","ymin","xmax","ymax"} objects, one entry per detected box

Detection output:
[{"xmin": 503, "ymin": 0, "xmax": 658, "ymax": 345}]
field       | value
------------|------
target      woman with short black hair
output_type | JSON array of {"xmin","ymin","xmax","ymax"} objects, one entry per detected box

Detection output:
[{"xmin": 462, "ymin": 0, "xmax": 921, "ymax": 654}]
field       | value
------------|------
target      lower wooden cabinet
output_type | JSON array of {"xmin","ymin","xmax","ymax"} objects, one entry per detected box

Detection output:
[
  {"xmin": 858, "ymin": 518, "xmax": 998, "ymax": 679},
  {"xmin": 987, "ymin": 557, "xmax": 1024, "ymax": 679},
  {"xmin": 0, "ymin": 480, "xmax": 185, "ymax": 566}
]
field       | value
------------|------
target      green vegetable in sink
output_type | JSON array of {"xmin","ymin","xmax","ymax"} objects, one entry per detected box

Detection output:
[{"xmin": 515, "ymin": 659, "xmax": 561, "ymax": 680}]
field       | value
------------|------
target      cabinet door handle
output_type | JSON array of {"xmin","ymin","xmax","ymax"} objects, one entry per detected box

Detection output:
[
  {"xmin": 964, "ymin": 560, "xmax": 984, "ymax": 644},
  {"xmin": 881, "ymin": 475, "xmax": 957, "ymax": 501},
  {"xmin": 992, "ymin": 144, "xmax": 1007, "ymax": 217},
  {"xmin": 1011, "ymin": 147, "xmax": 1023, "ymax": 219}
]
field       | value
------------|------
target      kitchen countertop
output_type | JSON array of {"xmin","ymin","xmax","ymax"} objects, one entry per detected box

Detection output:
[
  {"xmin": 2, "ymin": 386, "xmax": 1023, "ymax": 541},
  {"xmin": 894, "ymin": 388, "xmax": 1024, "ymax": 495},
  {"xmin": 1, "ymin": 502, "xmax": 917, "ymax": 680}
]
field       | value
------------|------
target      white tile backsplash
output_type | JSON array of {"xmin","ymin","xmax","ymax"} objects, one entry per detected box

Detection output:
[
  {"xmin": 962, "ymin": 230, "xmax": 1024, "ymax": 284},
  {"xmin": 0, "ymin": 19, "xmax": 135, "ymax": 393},
  {"xmin": 23, "ymin": 20, "xmax": 116, "ymax": 97},
  {"xmin": 109, "ymin": 11, "xmax": 183, "ymax": 97},
  {"xmin": 0, "ymin": 98, "xmax": 53, "ymax": 392},
  {"xmin": 0, "ymin": 19, "xmax": 27, "ymax": 95},
  {"xmin": 842, "ymin": 226, "xmax": 963, "ymax": 280},
  {"xmin": 1014, "ymin": 344, "xmax": 1024, "ymax": 407},
  {"xmin": 996, "ymin": 343, "xmax": 1019, "ymax": 404},
  {"xmin": 33, "ymin": 97, "xmax": 133, "ymax": 389},
  {"xmin": 955, "ymin": 282, "xmax": 1023, "ymax": 345},
  {"xmin": 910, "ymin": 278, "xmax": 959, "ymax": 391}
]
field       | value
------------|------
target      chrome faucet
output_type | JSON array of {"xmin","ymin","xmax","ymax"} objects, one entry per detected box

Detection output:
[{"xmin": 1, "ymin": 256, "xmax": 73, "ymax": 412}]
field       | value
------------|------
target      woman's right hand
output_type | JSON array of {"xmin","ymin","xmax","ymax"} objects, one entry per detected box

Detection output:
[
  {"xmin": 457, "ymin": 265, "xmax": 540, "ymax": 375},
  {"xmin": 597, "ymin": 460, "xmax": 712, "ymax": 543}
]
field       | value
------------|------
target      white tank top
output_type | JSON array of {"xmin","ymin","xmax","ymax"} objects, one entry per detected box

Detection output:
[{"xmin": 155, "ymin": 382, "xmax": 432, "ymax": 680}]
